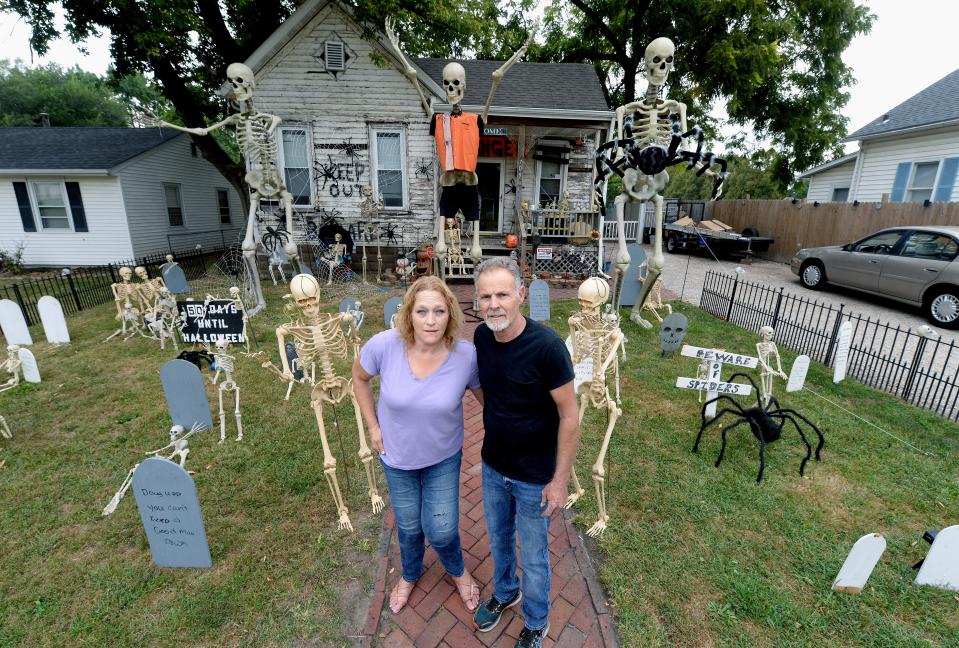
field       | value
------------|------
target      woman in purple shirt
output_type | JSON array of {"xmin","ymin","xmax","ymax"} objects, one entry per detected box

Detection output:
[{"xmin": 353, "ymin": 276, "xmax": 483, "ymax": 614}]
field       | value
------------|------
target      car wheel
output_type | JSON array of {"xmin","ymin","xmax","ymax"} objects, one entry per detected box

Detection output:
[
  {"xmin": 926, "ymin": 288, "xmax": 959, "ymax": 329},
  {"xmin": 666, "ymin": 235, "xmax": 679, "ymax": 254},
  {"xmin": 799, "ymin": 260, "xmax": 826, "ymax": 290}
]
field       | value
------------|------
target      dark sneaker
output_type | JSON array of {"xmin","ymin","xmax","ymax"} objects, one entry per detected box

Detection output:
[
  {"xmin": 473, "ymin": 591, "xmax": 523, "ymax": 632},
  {"xmin": 514, "ymin": 622, "xmax": 550, "ymax": 648}
]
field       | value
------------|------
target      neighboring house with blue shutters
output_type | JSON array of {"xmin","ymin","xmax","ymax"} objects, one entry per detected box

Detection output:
[
  {"xmin": 0, "ymin": 128, "xmax": 244, "ymax": 266},
  {"xmin": 802, "ymin": 69, "xmax": 959, "ymax": 204}
]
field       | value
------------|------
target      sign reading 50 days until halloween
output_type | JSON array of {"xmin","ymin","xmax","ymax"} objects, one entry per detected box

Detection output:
[{"xmin": 177, "ymin": 300, "xmax": 246, "ymax": 344}]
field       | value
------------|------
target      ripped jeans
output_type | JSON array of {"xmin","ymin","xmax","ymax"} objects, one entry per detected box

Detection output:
[{"xmin": 380, "ymin": 450, "xmax": 465, "ymax": 582}]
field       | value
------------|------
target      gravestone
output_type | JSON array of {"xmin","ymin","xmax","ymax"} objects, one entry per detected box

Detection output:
[
  {"xmin": 0, "ymin": 299, "xmax": 32, "ymax": 345},
  {"xmin": 787, "ymin": 355, "xmax": 810, "ymax": 392},
  {"xmin": 384, "ymin": 297, "xmax": 402, "ymax": 328},
  {"xmin": 38, "ymin": 296, "xmax": 70, "ymax": 344},
  {"xmin": 286, "ymin": 341, "xmax": 304, "ymax": 381},
  {"xmin": 565, "ymin": 335, "xmax": 594, "ymax": 393},
  {"xmin": 617, "ymin": 244, "xmax": 648, "ymax": 308},
  {"xmin": 916, "ymin": 524, "xmax": 959, "ymax": 591},
  {"xmin": 660, "ymin": 313, "xmax": 688, "ymax": 353},
  {"xmin": 832, "ymin": 533, "xmax": 886, "ymax": 594},
  {"xmin": 18, "ymin": 347, "xmax": 41, "ymax": 383},
  {"xmin": 160, "ymin": 359, "xmax": 213, "ymax": 430},
  {"xmin": 177, "ymin": 300, "xmax": 245, "ymax": 345},
  {"xmin": 161, "ymin": 262, "xmax": 190, "ymax": 294},
  {"xmin": 132, "ymin": 458, "xmax": 212, "ymax": 568},
  {"xmin": 528, "ymin": 279, "xmax": 550, "ymax": 321},
  {"xmin": 833, "ymin": 321, "xmax": 852, "ymax": 383}
]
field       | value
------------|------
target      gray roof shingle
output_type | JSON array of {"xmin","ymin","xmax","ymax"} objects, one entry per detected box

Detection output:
[
  {"xmin": 848, "ymin": 69, "xmax": 959, "ymax": 140},
  {"xmin": 0, "ymin": 127, "xmax": 182, "ymax": 170},
  {"xmin": 415, "ymin": 59, "xmax": 609, "ymax": 112}
]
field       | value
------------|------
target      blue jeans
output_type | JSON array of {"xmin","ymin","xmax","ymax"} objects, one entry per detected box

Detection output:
[
  {"xmin": 482, "ymin": 462, "xmax": 550, "ymax": 630},
  {"xmin": 380, "ymin": 451, "xmax": 465, "ymax": 582}
]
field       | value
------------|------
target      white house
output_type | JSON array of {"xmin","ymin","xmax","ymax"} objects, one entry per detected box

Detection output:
[
  {"xmin": 0, "ymin": 127, "xmax": 244, "ymax": 266},
  {"xmin": 801, "ymin": 69, "xmax": 959, "ymax": 203}
]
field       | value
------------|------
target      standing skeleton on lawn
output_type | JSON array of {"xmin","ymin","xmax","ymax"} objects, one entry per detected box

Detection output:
[
  {"xmin": 594, "ymin": 37, "xmax": 727, "ymax": 321},
  {"xmin": 384, "ymin": 18, "xmax": 532, "ymax": 272},
  {"xmin": 148, "ymin": 62, "xmax": 293, "ymax": 313},
  {"xmin": 211, "ymin": 340, "xmax": 243, "ymax": 443},
  {"xmin": 756, "ymin": 326, "xmax": 787, "ymax": 406},
  {"xmin": 564, "ymin": 277, "xmax": 625, "ymax": 537},
  {"xmin": 357, "ymin": 186, "xmax": 384, "ymax": 283},
  {"xmin": 261, "ymin": 274, "xmax": 384, "ymax": 531},
  {"xmin": 228, "ymin": 286, "xmax": 252, "ymax": 353},
  {"xmin": 110, "ymin": 266, "xmax": 140, "ymax": 322},
  {"xmin": 0, "ymin": 345, "xmax": 22, "ymax": 394}
]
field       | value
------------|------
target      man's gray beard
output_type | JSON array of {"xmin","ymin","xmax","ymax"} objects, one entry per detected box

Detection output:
[{"xmin": 484, "ymin": 315, "xmax": 510, "ymax": 332}]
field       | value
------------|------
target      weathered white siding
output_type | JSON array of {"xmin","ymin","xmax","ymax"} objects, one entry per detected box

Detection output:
[
  {"xmin": 0, "ymin": 175, "xmax": 134, "ymax": 266},
  {"xmin": 116, "ymin": 135, "xmax": 244, "ymax": 256},
  {"xmin": 851, "ymin": 125, "xmax": 959, "ymax": 202},
  {"xmin": 806, "ymin": 161, "xmax": 856, "ymax": 202}
]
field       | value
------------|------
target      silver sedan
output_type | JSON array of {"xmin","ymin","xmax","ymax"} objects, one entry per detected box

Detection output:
[{"xmin": 790, "ymin": 226, "xmax": 959, "ymax": 329}]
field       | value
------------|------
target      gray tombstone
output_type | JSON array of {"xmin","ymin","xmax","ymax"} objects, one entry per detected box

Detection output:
[
  {"xmin": 285, "ymin": 341, "xmax": 304, "ymax": 381},
  {"xmin": 617, "ymin": 244, "xmax": 648, "ymax": 308},
  {"xmin": 0, "ymin": 299, "xmax": 32, "ymax": 345},
  {"xmin": 161, "ymin": 262, "xmax": 190, "ymax": 294},
  {"xmin": 38, "ymin": 296, "xmax": 70, "ymax": 344},
  {"xmin": 160, "ymin": 359, "xmax": 213, "ymax": 431},
  {"xmin": 528, "ymin": 279, "xmax": 550, "ymax": 321},
  {"xmin": 132, "ymin": 457, "xmax": 212, "ymax": 568},
  {"xmin": 660, "ymin": 313, "xmax": 689, "ymax": 354},
  {"xmin": 384, "ymin": 297, "xmax": 402, "ymax": 328},
  {"xmin": 18, "ymin": 347, "xmax": 41, "ymax": 383}
]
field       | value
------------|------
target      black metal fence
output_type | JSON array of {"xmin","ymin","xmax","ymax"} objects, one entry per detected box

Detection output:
[
  {"xmin": 701, "ymin": 270, "xmax": 959, "ymax": 421},
  {"xmin": 1, "ymin": 247, "xmax": 223, "ymax": 328}
]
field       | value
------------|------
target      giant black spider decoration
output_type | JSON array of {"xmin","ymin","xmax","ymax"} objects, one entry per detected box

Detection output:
[
  {"xmin": 692, "ymin": 373, "xmax": 824, "ymax": 483},
  {"xmin": 413, "ymin": 157, "xmax": 433, "ymax": 181},
  {"xmin": 594, "ymin": 112, "xmax": 727, "ymax": 209},
  {"xmin": 315, "ymin": 154, "xmax": 338, "ymax": 190}
]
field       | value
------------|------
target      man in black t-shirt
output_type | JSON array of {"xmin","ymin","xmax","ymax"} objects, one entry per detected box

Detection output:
[{"xmin": 471, "ymin": 258, "xmax": 579, "ymax": 647}]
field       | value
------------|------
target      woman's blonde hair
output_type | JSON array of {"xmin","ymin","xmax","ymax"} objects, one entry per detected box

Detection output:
[{"xmin": 394, "ymin": 276, "xmax": 463, "ymax": 347}]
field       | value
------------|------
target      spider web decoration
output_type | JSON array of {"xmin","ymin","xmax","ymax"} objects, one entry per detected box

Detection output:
[
  {"xmin": 293, "ymin": 240, "xmax": 390, "ymax": 302},
  {"xmin": 188, "ymin": 247, "xmax": 260, "ymax": 315}
]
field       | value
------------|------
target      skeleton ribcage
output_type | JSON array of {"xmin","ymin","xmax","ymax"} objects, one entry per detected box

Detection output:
[
  {"xmin": 235, "ymin": 116, "xmax": 279, "ymax": 171},
  {"xmin": 627, "ymin": 103, "xmax": 673, "ymax": 148},
  {"xmin": 289, "ymin": 315, "xmax": 349, "ymax": 385}
]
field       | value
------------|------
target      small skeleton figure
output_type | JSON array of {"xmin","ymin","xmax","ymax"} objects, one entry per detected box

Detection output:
[
  {"xmin": 110, "ymin": 266, "xmax": 139, "ymax": 321},
  {"xmin": 385, "ymin": 18, "xmax": 532, "ymax": 270},
  {"xmin": 346, "ymin": 301, "xmax": 365, "ymax": 331},
  {"xmin": 228, "ymin": 286, "xmax": 252, "ymax": 353},
  {"xmin": 150, "ymin": 62, "xmax": 294, "ymax": 312},
  {"xmin": 756, "ymin": 326, "xmax": 787, "ymax": 406},
  {"xmin": 105, "ymin": 302, "xmax": 143, "ymax": 341},
  {"xmin": 140, "ymin": 287, "xmax": 180, "ymax": 351},
  {"xmin": 268, "ymin": 248, "xmax": 290, "ymax": 286},
  {"xmin": 696, "ymin": 358, "xmax": 710, "ymax": 403},
  {"xmin": 261, "ymin": 274, "xmax": 384, "ymax": 531},
  {"xmin": 642, "ymin": 275, "xmax": 673, "ymax": 323},
  {"xmin": 357, "ymin": 186, "xmax": 384, "ymax": 283},
  {"xmin": 0, "ymin": 414, "xmax": 11, "ymax": 439},
  {"xmin": 564, "ymin": 278, "xmax": 625, "ymax": 537},
  {"xmin": 0, "ymin": 345, "xmax": 22, "ymax": 394},
  {"xmin": 319, "ymin": 233, "xmax": 349, "ymax": 285},
  {"xmin": 211, "ymin": 340, "xmax": 243, "ymax": 443},
  {"xmin": 444, "ymin": 217, "xmax": 469, "ymax": 277}
]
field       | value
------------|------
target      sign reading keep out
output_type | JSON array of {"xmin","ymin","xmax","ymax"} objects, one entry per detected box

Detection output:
[{"xmin": 177, "ymin": 300, "xmax": 246, "ymax": 344}]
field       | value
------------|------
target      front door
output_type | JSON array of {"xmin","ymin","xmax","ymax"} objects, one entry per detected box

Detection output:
[{"xmin": 477, "ymin": 160, "xmax": 503, "ymax": 233}]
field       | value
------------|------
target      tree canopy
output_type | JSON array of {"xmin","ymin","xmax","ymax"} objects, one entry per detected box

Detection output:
[{"xmin": 663, "ymin": 150, "xmax": 803, "ymax": 201}]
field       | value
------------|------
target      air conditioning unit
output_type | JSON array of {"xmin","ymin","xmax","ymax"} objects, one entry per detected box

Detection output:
[{"xmin": 325, "ymin": 41, "xmax": 345, "ymax": 71}]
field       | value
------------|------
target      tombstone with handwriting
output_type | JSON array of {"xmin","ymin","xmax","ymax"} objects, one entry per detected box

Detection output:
[
  {"xmin": 38, "ymin": 296, "xmax": 70, "ymax": 344},
  {"xmin": 132, "ymin": 457, "xmax": 212, "ymax": 568},
  {"xmin": 787, "ymin": 355, "xmax": 810, "ymax": 392},
  {"xmin": 0, "ymin": 299, "xmax": 32, "ymax": 346},
  {"xmin": 528, "ymin": 279, "xmax": 550, "ymax": 321},
  {"xmin": 160, "ymin": 359, "xmax": 213, "ymax": 430}
]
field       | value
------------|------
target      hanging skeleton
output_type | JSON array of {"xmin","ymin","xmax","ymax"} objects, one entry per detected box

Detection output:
[
  {"xmin": 260, "ymin": 274, "xmax": 384, "ymax": 531},
  {"xmin": 756, "ymin": 326, "xmax": 787, "ymax": 406},
  {"xmin": 0, "ymin": 345, "xmax": 22, "ymax": 394},
  {"xmin": 593, "ymin": 38, "xmax": 727, "ymax": 322},
  {"xmin": 357, "ymin": 186, "xmax": 384, "ymax": 283},
  {"xmin": 211, "ymin": 340, "xmax": 243, "ymax": 443},
  {"xmin": 384, "ymin": 19, "xmax": 532, "ymax": 274},
  {"xmin": 564, "ymin": 277, "xmax": 625, "ymax": 537}
]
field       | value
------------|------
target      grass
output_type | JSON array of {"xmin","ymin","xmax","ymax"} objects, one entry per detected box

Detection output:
[{"xmin": 1, "ymin": 284, "xmax": 957, "ymax": 646}]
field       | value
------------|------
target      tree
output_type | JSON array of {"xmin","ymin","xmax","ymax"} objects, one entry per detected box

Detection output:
[
  {"xmin": 537, "ymin": 0, "xmax": 874, "ymax": 187},
  {"xmin": 664, "ymin": 150, "xmax": 793, "ymax": 201},
  {"xmin": 0, "ymin": 60, "xmax": 129, "ymax": 126}
]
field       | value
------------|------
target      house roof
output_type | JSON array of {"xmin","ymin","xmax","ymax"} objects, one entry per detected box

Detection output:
[
  {"xmin": 847, "ymin": 69, "xmax": 959, "ymax": 141},
  {"xmin": 0, "ymin": 127, "xmax": 182, "ymax": 172},
  {"xmin": 415, "ymin": 59, "xmax": 609, "ymax": 113},
  {"xmin": 798, "ymin": 151, "xmax": 859, "ymax": 178}
]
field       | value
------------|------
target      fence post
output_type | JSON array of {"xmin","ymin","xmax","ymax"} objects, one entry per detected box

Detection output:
[
  {"xmin": 770, "ymin": 287, "xmax": 784, "ymax": 329},
  {"xmin": 11, "ymin": 283, "xmax": 31, "ymax": 326},
  {"xmin": 724, "ymin": 273, "xmax": 740, "ymax": 322},
  {"xmin": 65, "ymin": 271, "xmax": 83, "ymax": 312},
  {"xmin": 901, "ymin": 336, "xmax": 930, "ymax": 401},
  {"xmin": 823, "ymin": 305, "xmax": 845, "ymax": 366},
  {"xmin": 108, "ymin": 263, "xmax": 118, "ymax": 283}
]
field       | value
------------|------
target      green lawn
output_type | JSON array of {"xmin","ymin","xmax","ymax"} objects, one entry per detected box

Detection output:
[{"xmin": 0, "ymin": 286, "xmax": 956, "ymax": 647}]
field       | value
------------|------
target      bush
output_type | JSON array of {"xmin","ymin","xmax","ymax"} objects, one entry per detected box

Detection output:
[{"xmin": 0, "ymin": 242, "xmax": 26, "ymax": 274}]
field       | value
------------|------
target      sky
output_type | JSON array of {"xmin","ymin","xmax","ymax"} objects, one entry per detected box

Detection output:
[{"xmin": 1, "ymin": 0, "xmax": 957, "ymax": 144}]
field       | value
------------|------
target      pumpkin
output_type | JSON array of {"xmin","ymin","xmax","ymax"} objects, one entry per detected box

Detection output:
[{"xmin": 504, "ymin": 233, "xmax": 519, "ymax": 249}]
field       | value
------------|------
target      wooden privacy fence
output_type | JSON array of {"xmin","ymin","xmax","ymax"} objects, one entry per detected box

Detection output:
[{"xmin": 707, "ymin": 200, "xmax": 959, "ymax": 262}]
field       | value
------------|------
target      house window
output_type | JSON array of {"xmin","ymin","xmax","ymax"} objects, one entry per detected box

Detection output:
[
  {"xmin": 279, "ymin": 127, "xmax": 311, "ymax": 206},
  {"xmin": 216, "ymin": 188, "xmax": 231, "ymax": 224},
  {"xmin": 535, "ymin": 142, "xmax": 569, "ymax": 207},
  {"xmin": 831, "ymin": 187, "xmax": 849, "ymax": 202},
  {"xmin": 164, "ymin": 184, "xmax": 184, "ymax": 227},
  {"xmin": 907, "ymin": 162, "xmax": 939, "ymax": 203},
  {"xmin": 30, "ymin": 181, "xmax": 71, "ymax": 229},
  {"xmin": 370, "ymin": 126, "xmax": 407, "ymax": 208}
]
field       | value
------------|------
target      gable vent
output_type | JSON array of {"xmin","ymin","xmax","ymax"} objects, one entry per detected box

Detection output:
[{"xmin": 325, "ymin": 41, "xmax": 345, "ymax": 71}]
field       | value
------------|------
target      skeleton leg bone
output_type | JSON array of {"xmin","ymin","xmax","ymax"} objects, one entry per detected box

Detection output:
[
  {"xmin": 312, "ymin": 392, "xmax": 353, "ymax": 531},
  {"xmin": 102, "ymin": 465, "xmax": 138, "ymax": 516},
  {"xmin": 0, "ymin": 414, "xmax": 10, "ymax": 439},
  {"xmin": 587, "ymin": 398, "xmax": 622, "ymax": 537},
  {"xmin": 233, "ymin": 386, "xmax": 243, "ymax": 441},
  {"xmin": 630, "ymin": 194, "xmax": 664, "ymax": 326},
  {"xmin": 565, "ymin": 391, "xmax": 590, "ymax": 508}
]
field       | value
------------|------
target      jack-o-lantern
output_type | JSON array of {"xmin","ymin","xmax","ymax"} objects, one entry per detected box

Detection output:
[{"xmin": 504, "ymin": 233, "xmax": 519, "ymax": 249}]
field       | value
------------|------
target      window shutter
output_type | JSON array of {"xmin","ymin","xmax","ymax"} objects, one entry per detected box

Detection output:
[
  {"xmin": 890, "ymin": 162, "xmax": 911, "ymax": 202},
  {"xmin": 65, "ymin": 182, "xmax": 88, "ymax": 232},
  {"xmin": 933, "ymin": 157, "xmax": 959, "ymax": 202},
  {"xmin": 12, "ymin": 182, "xmax": 37, "ymax": 232}
]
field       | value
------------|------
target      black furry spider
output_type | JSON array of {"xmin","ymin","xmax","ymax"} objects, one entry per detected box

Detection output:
[
  {"xmin": 692, "ymin": 373, "xmax": 824, "ymax": 483},
  {"xmin": 177, "ymin": 350, "xmax": 214, "ymax": 371}
]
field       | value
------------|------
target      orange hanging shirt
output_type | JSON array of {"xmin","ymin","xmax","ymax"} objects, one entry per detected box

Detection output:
[{"xmin": 433, "ymin": 112, "xmax": 481, "ymax": 173}]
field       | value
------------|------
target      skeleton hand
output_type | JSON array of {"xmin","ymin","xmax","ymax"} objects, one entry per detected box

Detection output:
[{"xmin": 384, "ymin": 18, "xmax": 416, "ymax": 79}]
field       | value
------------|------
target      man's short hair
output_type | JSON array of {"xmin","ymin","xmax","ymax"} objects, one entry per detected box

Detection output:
[{"xmin": 474, "ymin": 257, "xmax": 523, "ymax": 292}]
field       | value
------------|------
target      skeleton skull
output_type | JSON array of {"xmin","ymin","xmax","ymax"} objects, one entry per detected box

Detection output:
[
  {"xmin": 165, "ymin": 254, "xmax": 174, "ymax": 264},
  {"xmin": 442, "ymin": 62, "xmax": 466, "ymax": 106},
  {"xmin": 660, "ymin": 313, "xmax": 688, "ymax": 353},
  {"xmin": 644, "ymin": 37, "xmax": 675, "ymax": 87},
  {"xmin": 134, "ymin": 266, "xmax": 149, "ymax": 281},
  {"xmin": 577, "ymin": 277, "xmax": 611, "ymax": 311},
  {"xmin": 226, "ymin": 62, "xmax": 255, "ymax": 103},
  {"xmin": 215, "ymin": 339, "xmax": 229, "ymax": 351},
  {"xmin": 119, "ymin": 266, "xmax": 133, "ymax": 281},
  {"xmin": 759, "ymin": 325, "xmax": 775, "ymax": 342},
  {"xmin": 290, "ymin": 274, "xmax": 321, "ymax": 318},
  {"xmin": 229, "ymin": 286, "xmax": 241, "ymax": 298}
]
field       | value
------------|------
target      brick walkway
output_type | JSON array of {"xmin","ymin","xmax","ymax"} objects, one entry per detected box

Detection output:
[{"xmin": 359, "ymin": 284, "xmax": 620, "ymax": 648}]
